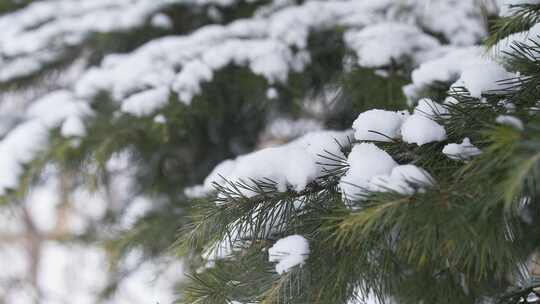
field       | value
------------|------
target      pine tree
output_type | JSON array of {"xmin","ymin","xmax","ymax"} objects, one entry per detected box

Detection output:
[
  {"xmin": 174, "ymin": 2, "xmax": 540, "ymax": 304},
  {"xmin": 0, "ymin": 0, "xmax": 528, "ymax": 303}
]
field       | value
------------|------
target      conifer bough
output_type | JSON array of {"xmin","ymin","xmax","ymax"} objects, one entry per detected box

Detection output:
[{"xmin": 2, "ymin": 0, "xmax": 540, "ymax": 303}]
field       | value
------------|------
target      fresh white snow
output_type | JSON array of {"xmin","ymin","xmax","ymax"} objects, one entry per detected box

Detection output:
[
  {"xmin": 344, "ymin": 22, "xmax": 440, "ymax": 68},
  {"xmin": 0, "ymin": 0, "xmax": 251, "ymax": 83},
  {"xmin": 121, "ymin": 87, "xmax": 170, "ymax": 117},
  {"xmin": 401, "ymin": 114, "xmax": 447, "ymax": 146},
  {"xmin": 340, "ymin": 143, "xmax": 434, "ymax": 200},
  {"xmin": 0, "ymin": 90, "xmax": 92, "ymax": 195},
  {"xmin": 202, "ymin": 130, "xmax": 352, "ymax": 197},
  {"xmin": 442, "ymin": 138, "xmax": 482, "ymax": 161},
  {"xmin": 352, "ymin": 109, "xmax": 408, "ymax": 142},
  {"xmin": 451, "ymin": 61, "xmax": 515, "ymax": 98},
  {"xmin": 405, "ymin": 47, "xmax": 515, "ymax": 102},
  {"xmin": 61, "ymin": 0, "xmax": 492, "ymax": 114},
  {"xmin": 268, "ymin": 235, "xmax": 310, "ymax": 274},
  {"xmin": 340, "ymin": 143, "xmax": 398, "ymax": 200},
  {"xmin": 368, "ymin": 164, "xmax": 434, "ymax": 195}
]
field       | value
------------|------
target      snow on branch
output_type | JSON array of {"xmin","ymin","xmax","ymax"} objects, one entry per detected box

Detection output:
[
  {"xmin": 0, "ymin": 0, "xmax": 251, "ymax": 83},
  {"xmin": 0, "ymin": 0, "xmax": 498, "ymax": 200},
  {"xmin": 70, "ymin": 0, "xmax": 491, "ymax": 115}
]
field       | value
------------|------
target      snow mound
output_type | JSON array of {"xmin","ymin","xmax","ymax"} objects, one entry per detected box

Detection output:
[
  {"xmin": 340, "ymin": 143, "xmax": 397, "ymax": 200},
  {"xmin": 401, "ymin": 114, "xmax": 447, "ymax": 146},
  {"xmin": 368, "ymin": 164, "xmax": 434, "ymax": 195},
  {"xmin": 443, "ymin": 138, "xmax": 481, "ymax": 161},
  {"xmin": 0, "ymin": 90, "xmax": 92, "ymax": 195},
  {"xmin": 451, "ymin": 61, "xmax": 515, "ymax": 98},
  {"xmin": 268, "ymin": 235, "xmax": 310, "ymax": 274},
  {"xmin": 352, "ymin": 109, "xmax": 408, "ymax": 142},
  {"xmin": 203, "ymin": 130, "xmax": 352, "ymax": 197},
  {"xmin": 344, "ymin": 22, "xmax": 440, "ymax": 68}
]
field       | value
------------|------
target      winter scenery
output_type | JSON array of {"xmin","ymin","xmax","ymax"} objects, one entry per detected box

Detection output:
[{"xmin": 2, "ymin": 0, "xmax": 540, "ymax": 303}]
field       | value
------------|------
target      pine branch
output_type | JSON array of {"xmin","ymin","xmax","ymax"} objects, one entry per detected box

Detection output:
[{"xmin": 487, "ymin": 4, "xmax": 540, "ymax": 47}]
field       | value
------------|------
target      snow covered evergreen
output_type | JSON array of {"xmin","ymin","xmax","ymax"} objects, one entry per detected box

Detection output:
[{"xmin": 3, "ymin": 0, "xmax": 540, "ymax": 303}]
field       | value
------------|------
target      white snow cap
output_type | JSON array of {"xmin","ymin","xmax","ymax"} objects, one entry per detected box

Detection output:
[
  {"xmin": 401, "ymin": 114, "xmax": 447, "ymax": 146},
  {"xmin": 0, "ymin": 0, "xmax": 244, "ymax": 83},
  {"xmin": 406, "ymin": 47, "xmax": 512, "ymax": 102},
  {"xmin": 0, "ymin": 90, "xmax": 92, "ymax": 195},
  {"xmin": 154, "ymin": 114, "xmax": 167, "ymax": 124},
  {"xmin": 344, "ymin": 22, "xmax": 440, "ymax": 68},
  {"xmin": 172, "ymin": 60, "xmax": 214, "ymax": 103},
  {"xmin": 261, "ymin": 118, "xmax": 323, "ymax": 142},
  {"xmin": 0, "ymin": 121, "xmax": 49, "ymax": 195},
  {"xmin": 203, "ymin": 130, "xmax": 352, "ymax": 197},
  {"xmin": 353, "ymin": 102, "xmax": 447, "ymax": 146},
  {"xmin": 352, "ymin": 109, "xmax": 408, "ymax": 142},
  {"xmin": 496, "ymin": 115, "xmax": 524, "ymax": 130},
  {"xmin": 340, "ymin": 144, "xmax": 434, "ymax": 200},
  {"xmin": 409, "ymin": 47, "xmax": 483, "ymax": 92},
  {"xmin": 340, "ymin": 143, "xmax": 397, "ymax": 200},
  {"xmin": 61, "ymin": 116, "xmax": 86, "ymax": 137},
  {"xmin": 442, "ymin": 138, "xmax": 481, "ymax": 161},
  {"xmin": 60, "ymin": 0, "xmax": 492, "ymax": 118},
  {"xmin": 369, "ymin": 165, "xmax": 434, "ymax": 195},
  {"xmin": 268, "ymin": 235, "xmax": 310, "ymax": 274},
  {"xmin": 27, "ymin": 90, "xmax": 92, "ymax": 128},
  {"xmin": 266, "ymin": 87, "xmax": 279, "ymax": 100},
  {"xmin": 121, "ymin": 87, "xmax": 170, "ymax": 117},
  {"xmin": 151, "ymin": 13, "xmax": 173, "ymax": 29},
  {"xmin": 451, "ymin": 61, "xmax": 515, "ymax": 98}
]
